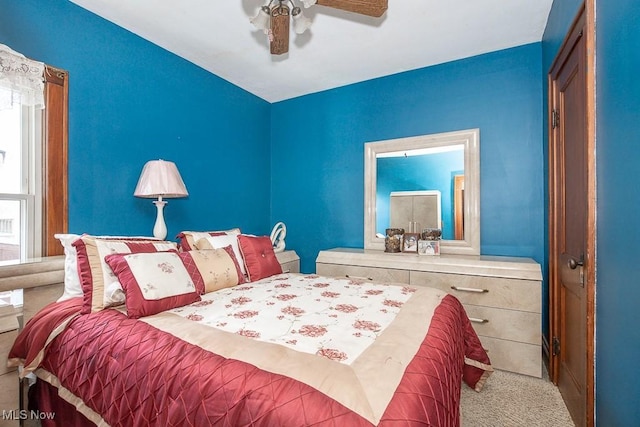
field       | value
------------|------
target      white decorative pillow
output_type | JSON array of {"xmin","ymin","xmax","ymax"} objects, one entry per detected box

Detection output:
[
  {"xmin": 194, "ymin": 233, "xmax": 246, "ymax": 277},
  {"xmin": 54, "ymin": 233, "xmax": 82, "ymax": 302},
  {"xmin": 104, "ymin": 251, "xmax": 201, "ymax": 318}
]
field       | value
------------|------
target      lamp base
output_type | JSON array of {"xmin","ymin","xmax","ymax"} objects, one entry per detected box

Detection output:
[{"xmin": 152, "ymin": 199, "xmax": 168, "ymax": 240}]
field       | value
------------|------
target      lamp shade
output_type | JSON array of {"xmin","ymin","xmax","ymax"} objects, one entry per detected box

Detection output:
[{"xmin": 133, "ymin": 160, "xmax": 188, "ymax": 199}]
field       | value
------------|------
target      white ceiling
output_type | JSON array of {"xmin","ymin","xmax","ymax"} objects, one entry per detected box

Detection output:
[{"xmin": 69, "ymin": 0, "xmax": 554, "ymax": 103}]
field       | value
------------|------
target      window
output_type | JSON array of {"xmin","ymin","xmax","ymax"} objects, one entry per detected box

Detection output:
[
  {"xmin": 0, "ymin": 101, "xmax": 43, "ymax": 263},
  {"xmin": 0, "ymin": 45, "xmax": 68, "ymax": 310}
]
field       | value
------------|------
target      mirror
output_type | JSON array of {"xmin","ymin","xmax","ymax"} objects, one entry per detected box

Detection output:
[{"xmin": 364, "ymin": 128, "xmax": 480, "ymax": 255}]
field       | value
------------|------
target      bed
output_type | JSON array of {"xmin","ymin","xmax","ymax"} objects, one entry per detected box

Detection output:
[{"xmin": 6, "ymin": 232, "xmax": 492, "ymax": 426}]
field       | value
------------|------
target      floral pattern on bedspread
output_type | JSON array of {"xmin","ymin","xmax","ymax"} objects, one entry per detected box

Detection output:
[{"xmin": 170, "ymin": 273, "xmax": 417, "ymax": 364}]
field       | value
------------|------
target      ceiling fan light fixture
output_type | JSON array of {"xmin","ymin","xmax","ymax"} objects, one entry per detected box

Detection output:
[{"xmin": 251, "ymin": 0, "xmax": 314, "ymax": 54}]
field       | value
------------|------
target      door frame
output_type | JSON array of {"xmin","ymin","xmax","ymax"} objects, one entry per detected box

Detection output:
[{"xmin": 547, "ymin": 1, "xmax": 595, "ymax": 425}]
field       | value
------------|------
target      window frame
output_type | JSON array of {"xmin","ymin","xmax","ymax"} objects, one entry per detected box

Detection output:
[
  {"xmin": 0, "ymin": 64, "xmax": 68, "ymax": 260},
  {"xmin": 41, "ymin": 65, "xmax": 69, "ymax": 256}
]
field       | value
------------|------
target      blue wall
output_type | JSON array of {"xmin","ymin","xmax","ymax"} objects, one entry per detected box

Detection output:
[
  {"xmin": 0, "ymin": 0, "xmax": 272, "ymax": 240},
  {"xmin": 595, "ymin": 0, "xmax": 640, "ymax": 424},
  {"xmin": 271, "ymin": 44, "xmax": 545, "ymax": 275}
]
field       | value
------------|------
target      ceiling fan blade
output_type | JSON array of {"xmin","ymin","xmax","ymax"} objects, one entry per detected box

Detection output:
[
  {"xmin": 316, "ymin": 0, "xmax": 388, "ymax": 17},
  {"xmin": 270, "ymin": 5, "xmax": 290, "ymax": 55}
]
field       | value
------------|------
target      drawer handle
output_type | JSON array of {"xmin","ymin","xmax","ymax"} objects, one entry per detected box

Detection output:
[
  {"xmin": 450, "ymin": 286, "xmax": 489, "ymax": 293},
  {"xmin": 469, "ymin": 317, "xmax": 489, "ymax": 324},
  {"xmin": 345, "ymin": 274, "xmax": 373, "ymax": 281}
]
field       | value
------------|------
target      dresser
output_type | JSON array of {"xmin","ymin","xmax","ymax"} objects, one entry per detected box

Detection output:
[{"xmin": 316, "ymin": 248, "xmax": 543, "ymax": 378}]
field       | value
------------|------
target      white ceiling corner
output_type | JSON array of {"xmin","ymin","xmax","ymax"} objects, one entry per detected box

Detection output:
[{"xmin": 68, "ymin": 0, "xmax": 554, "ymax": 103}]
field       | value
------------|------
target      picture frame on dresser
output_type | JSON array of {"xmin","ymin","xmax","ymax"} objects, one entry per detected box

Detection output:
[
  {"xmin": 418, "ymin": 239, "xmax": 440, "ymax": 256},
  {"xmin": 402, "ymin": 233, "xmax": 419, "ymax": 252}
]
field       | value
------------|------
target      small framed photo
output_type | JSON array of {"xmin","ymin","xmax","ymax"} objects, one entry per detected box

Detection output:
[
  {"xmin": 418, "ymin": 239, "xmax": 440, "ymax": 256},
  {"xmin": 402, "ymin": 233, "xmax": 420, "ymax": 253}
]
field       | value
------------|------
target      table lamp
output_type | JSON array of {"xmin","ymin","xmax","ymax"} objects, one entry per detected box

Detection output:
[{"xmin": 134, "ymin": 159, "xmax": 188, "ymax": 240}]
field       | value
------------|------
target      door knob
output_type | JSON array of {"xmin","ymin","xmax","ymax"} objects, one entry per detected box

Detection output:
[{"xmin": 568, "ymin": 257, "xmax": 584, "ymax": 269}]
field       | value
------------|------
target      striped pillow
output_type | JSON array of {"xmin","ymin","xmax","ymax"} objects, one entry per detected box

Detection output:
[
  {"xmin": 179, "ymin": 246, "xmax": 245, "ymax": 294},
  {"xmin": 73, "ymin": 236, "xmax": 177, "ymax": 313}
]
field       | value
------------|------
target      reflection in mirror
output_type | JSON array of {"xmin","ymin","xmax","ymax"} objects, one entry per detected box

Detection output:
[
  {"xmin": 364, "ymin": 129, "xmax": 480, "ymax": 255},
  {"xmin": 387, "ymin": 190, "xmax": 442, "ymax": 234},
  {"xmin": 376, "ymin": 146, "xmax": 464, "ymax": 240}
]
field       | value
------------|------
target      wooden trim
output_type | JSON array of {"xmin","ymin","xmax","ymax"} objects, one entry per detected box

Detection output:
[
  {"xmin": 584, "ymin": 0, "xmax": 596, "ymax": 424},
  {"xmin": 316, "ymin": 0, "xmax": 388, "ymax": 17},
  {"xmin": 42, "ymin": 65, "xmax": 69, "ymax": 256},
  {"xmin": 453, "ymin": 175, "xmax": 464, "ymax": 240},
  {"xmin": 547, "ymin": 62, "xmax": 559, "ymax": 383}
]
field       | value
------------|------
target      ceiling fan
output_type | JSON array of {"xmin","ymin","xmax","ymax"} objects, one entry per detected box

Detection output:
[{"xmin": 250, "ymin": 0, "xmax": 388, "ymax": 55}]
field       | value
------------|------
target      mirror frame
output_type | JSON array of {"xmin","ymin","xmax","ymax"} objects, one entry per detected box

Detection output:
[{"xmin": 364, "ymin": 128, "xmax": 480, "ymax": 255}]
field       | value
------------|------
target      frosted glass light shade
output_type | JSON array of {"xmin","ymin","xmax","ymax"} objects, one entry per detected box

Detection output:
[
  {"xmin": 250, "ymin": 6, "xmax": 271, "ymax": 32},
  {"xmin": 134, "ymin": 160, "xmax": 188, "ymax": 199},
  {"xmin": 292, "ymin": 11, "xmax": 312, "ymax": 34}
]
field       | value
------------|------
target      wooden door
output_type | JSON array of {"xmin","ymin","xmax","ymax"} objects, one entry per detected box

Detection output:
[
  {"xmin": 453, "ymin": 175, "xmax": 464, "ymax": 239},
  {"xmin": 548, "ymin": 4, "xmax": 595, "ymax": 426}
]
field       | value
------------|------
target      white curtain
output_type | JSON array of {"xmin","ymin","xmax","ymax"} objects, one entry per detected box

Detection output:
[{"xmin": 0, "ymin": 44, "xmax": 45, "ymax": 110}]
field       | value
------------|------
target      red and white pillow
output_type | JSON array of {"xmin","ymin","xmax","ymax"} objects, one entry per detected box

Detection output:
[
  {"xmin": 105, "ymin": 251, "xmax": 201, "ymax": 318},
  {"xmin": 73, "ymin": 236, "xmax": 177, "ymax": 313},
  {"xmin": 237, "ymin": 235, "xmax": 283, "ymax": 282}
]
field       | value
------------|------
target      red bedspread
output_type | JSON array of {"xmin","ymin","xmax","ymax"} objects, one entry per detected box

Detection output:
[{"xmin": 9, "ymin": 294, "xmax": 491, "ymax": 426}]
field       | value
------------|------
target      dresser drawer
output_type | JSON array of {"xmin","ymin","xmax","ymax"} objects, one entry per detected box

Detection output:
[
  {"xmin": 410, "ymin": 271, "xmax": 540, "ymax": 313},
  {"xmin": 479, "ymin": 336, "xmax": 542, "ymax": 378},
  {"xmin": 464, "ymin": 304, "xmax": 541, "ymax": 345},
  {"xmin": 316, "ymin": 263, "xmax": 410, "ymax": 284}
]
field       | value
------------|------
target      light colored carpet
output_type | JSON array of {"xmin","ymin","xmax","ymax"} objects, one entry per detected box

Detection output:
[{"xmin": 460, "ymin": 368, "xmax": 575, "ymax": 426}]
